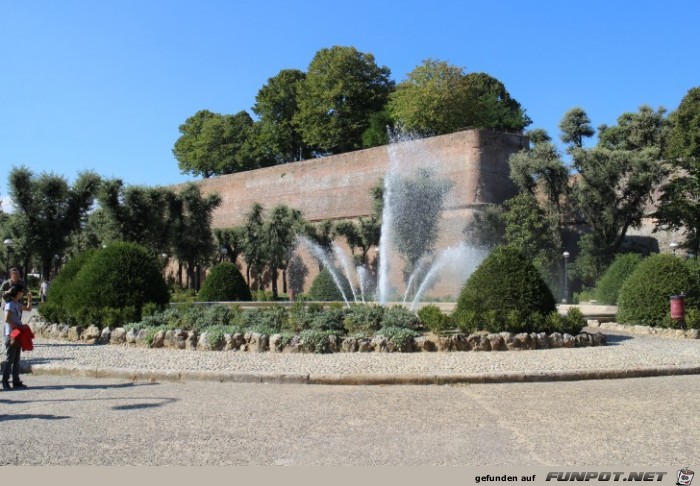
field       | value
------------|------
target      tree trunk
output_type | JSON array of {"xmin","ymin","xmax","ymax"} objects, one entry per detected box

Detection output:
[{"xmin": 271, "ymin": 268, "xmax": 278, "ymax": 300}]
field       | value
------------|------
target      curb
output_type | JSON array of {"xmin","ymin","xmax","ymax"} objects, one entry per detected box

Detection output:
[{"xmin": 24, "ymin": 364, "xmax": 700, "ymax": 386}]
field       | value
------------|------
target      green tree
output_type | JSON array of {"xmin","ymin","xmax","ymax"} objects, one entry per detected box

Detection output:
[
  {"xmin": 388, "ymin": 60, "xmax": 530, "ymax": 135},
  {"xmin": 654, "ymin": 87, "xmax": 700, "ymax": 257},
  {"xmin": 96, "ymin": 179, "xmax": 172, "ymax": 257},
  {"xmin": 334, "ymin": 216, "xmax": 381, "ymax": 266},
  {"xmin": 8, "ymin": 167, "xmax": 100, "ymax": 279},
  {"xmin": 462, "ymin": 72, "xmax": 531, "ymax": 131},
  {"xmin": 503, "ymin": 192, "xmax": 561, "ymax": 285},
  {"xmin": 508, "ymin": 140, "xmax": 569, "ymax": 216},
  {"xmin": 559, "ymin": 107, "xmax": 595, "ymax": 149},
  {"xmin": 388, "ymin": 59, "xmax": 471, "ymax": 136},
  {"xmin": 303, "ymin": 219, "xmax": 334, "ymax": 270},
  {"xmin": 173, "ymin": 109, "xmax": 257, "ymax": 177},
  {"xmin": 241, "ymin": 203, "xmax": 267, "ymax": 290},
  {"xmin": 666, "ymin": 87, "xmax": 700, "ymax": 159},
  {"xmin": 213, "ymin": 227, "xmax": 245, "ymax": 264},
  {"xmin": 168, "ymin": 184, "xmax": 221, "ymax": 289},
  {"xmin": 264, "ymin": 204, "xmax": 304, "ymax": 298},
  {"xmin": 570, "ymin": 145, "xmax": 666, "ymax": 283},
  {"xmin": 463, "ymin": 204, "xmax": 506, "ymax": 248},
  {"xmin": 557, "ymin": 108, "xmax": 668, "ymax": 285},
  {"xmin": 252, "ymin": 69, "xmax": 312, "ymax": 163},
  {"xmin": 598, "ymin": 105, "xmax": 669, "ymax": 151},
  {"xmin": 361, "ymin": 110, "xmax": 393, "ymax": 148},
  {"xmin": 391, "ymin": 169, "xmax": 453, "ymax": 279},
  {"xmin": 294, "ymin": 46, "xmax": 394, "ymax": 154}
]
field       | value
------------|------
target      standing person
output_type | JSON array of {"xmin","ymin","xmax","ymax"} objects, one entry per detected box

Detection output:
[
  {"xmin": 40, "ymin": 279, "xmax": 49, "ymax": 302},
  {"xmin": 1, "ymin": 268, "xmax": 27, "ymax": 300},
  {"xmin": 3, "ymin": 284, "xmax": 31, "ymax": 389}
]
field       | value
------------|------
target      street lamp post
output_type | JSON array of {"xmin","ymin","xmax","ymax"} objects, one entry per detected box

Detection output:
[
  {"xmin": 161, "ymin": 253, "xmax": 169, "ymax": 280},
  {"xmin": 670, "ymin": 241, "xmax": 679, "ymax": 256},
  {"xmin": 3, "ymin": 238, "xmax": 13, "ymax": 278},
  {"xmin": 562, "ymin": 251, "xmax": 570, "ymax": 304}
]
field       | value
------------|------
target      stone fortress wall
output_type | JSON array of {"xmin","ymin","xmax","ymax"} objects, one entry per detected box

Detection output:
[
  {"xmin": 195, "ymin": 129, "xmax": 527, "ymax": 228},
  {"xmin": 187, "ymin": 129, "xmax": 528, "ymax": 298}
]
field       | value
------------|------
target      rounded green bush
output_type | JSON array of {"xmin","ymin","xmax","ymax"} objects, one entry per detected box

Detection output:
[
  {"xmin": 63, "ymin": 242, "xmax": 169, "ymax": 326},
  {"xmin": 40, "ymin": 249, "xmax": 97, "ymax": 323},
  {"xmin": 617, "ymin": 254, "xmax": 700, "ymax": 327},
  {"xmin": 198, "ymin": 262, "xmax": 252, "ymax": 302},
  {"xmin": 308, "ymin": 268, "xmax": 351, "ymax": 302},
  {"xmin": 592, "ymin": 253, "xmax": 643, "ymax": 304},
  {"xmin": 455, "ymin": 246, "xmax": 556, "ymax": 332},
  {"xmin": 417, "ymin": 304, "xmax": 451, "ymax": 334}
]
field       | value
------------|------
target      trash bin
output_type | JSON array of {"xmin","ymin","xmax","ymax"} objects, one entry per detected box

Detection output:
[{"xmin": 670, "ymin": 294, "xmax": 686, "ymax": 321}]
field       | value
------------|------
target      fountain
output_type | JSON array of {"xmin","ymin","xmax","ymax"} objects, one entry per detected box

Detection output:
[{"xmin": 296, "ymin": 132, "xmax": 489, "ymax": 308}]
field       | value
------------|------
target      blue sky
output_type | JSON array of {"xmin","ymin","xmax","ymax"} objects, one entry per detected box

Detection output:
[{"xmin": 1, "ymin": 0, "xmax": 699, "ymax": 208}]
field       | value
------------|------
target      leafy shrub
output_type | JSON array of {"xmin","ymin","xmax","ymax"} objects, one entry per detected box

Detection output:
[
  {"xmin": 61, "ymin": 243, "xmax": 169, "ymax": 328},
  {"xmin": 417, "ymin": 304, "xmax": 451, "ymax": 334},
  {"xmin": 455, "ymin": 246, "xmax": 556, "ymax": 333},
  {"xmin": 617, "ymin": 254, "xmax": 700, "ymax": 327},
  {"xmin": 308, "ymin": 268, "xmax": 351, "ymax": 302},
  {"xmin": 343, "ymin": 304, "xmax": 385, "ymax": 335},
  {"xmin": 452, "ymin": 309, "xmax": 478, "ymax": 334},
  {"xmin": 239, "ymin": 306, "xmax": 288, "ymax": 334},
  {"xmin": 381, "ymin": 305, "xmax": 421, "ymax": 330},
  {"xmin": 685, "ymin": 308, "xmax": 700, "ymax": 330},
  {"xmin": 376, "ymin": 326, "xmax": 419, "ymax": 350},
  {"xmin": 252, "ymin": 290, "xmax": 275, "ymax": 301},
  {"xmin": 198, "ymin": 263, "xmax": 252, "ymax": 302},
  {"xmin": 299, "ymin": 329, "xmax": 336, "ymax": 353},
  {"xmin": 562, "ymin": 307, "xmax": 586, "ymax": 335},
  {"xmin": 309, "ymin": 307, "xmax": 350, "ymax": 332},
  {"xmin": 287, "ymin": 301, "xmax": 324, "ymax": 332},
  {"xmin": 40, "ymin": 249, "xmax": 97, "ymax": 323},
  {"xmin": 592, "ymin": 253, "xmax": 643, "ymax": 304},
  {"xmin": 170, "ymin": 287, "xmax": 197, "ymax": 303}
]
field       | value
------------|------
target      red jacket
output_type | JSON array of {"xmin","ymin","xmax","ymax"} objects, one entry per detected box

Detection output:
[{"xmin": 10, "ymin": 325, "xmax": 34, "ymax": 351}]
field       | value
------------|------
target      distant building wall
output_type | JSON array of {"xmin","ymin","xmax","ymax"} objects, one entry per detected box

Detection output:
[
  {"xmin": 182, "ymin": 129, "xmax": 529, "ymax": 298},
  {"xmin": 191, "ymin": 129, "xmax": 527, "ymax": 227}
]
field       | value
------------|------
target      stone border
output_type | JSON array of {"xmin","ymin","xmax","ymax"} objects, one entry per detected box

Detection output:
[
  {"xmin": 25, "ymin": 364, "xmax": 700, "ymax": 386},
  {"xmin": 28, "ymin": 317, "xmax": 606, "ymax": 353},
  {"xmin": 586, "ymin": 319, "xmax": 700, "ymax": 339}
]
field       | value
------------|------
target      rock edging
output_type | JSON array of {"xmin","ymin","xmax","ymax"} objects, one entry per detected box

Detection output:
[
  {"xmin": 586, "ymin": 319, "xmax": 699, "ymax": 339},
  {"xmin": 28, "ymin": 317, "xmax": 606, "ymax": 353}
]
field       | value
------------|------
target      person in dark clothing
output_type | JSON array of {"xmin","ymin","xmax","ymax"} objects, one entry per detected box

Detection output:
[
  {"xmin": 0, "ymin": 268, "xmax": 27, "ymax": 301},
  {"xmin": 2, "ymin": 284, "xmax": 31, "ymax": 389}
]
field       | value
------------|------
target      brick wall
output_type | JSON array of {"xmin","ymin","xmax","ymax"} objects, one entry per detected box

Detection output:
[{"xmin": 182, "ymin": 129, "xmax": 529, "ymax": 298}]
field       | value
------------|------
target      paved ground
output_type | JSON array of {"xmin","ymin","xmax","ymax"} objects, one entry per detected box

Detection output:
[
  {"xmin": 2, "ymin": 317, "xmax": 699, "ymax": 465},
  {"xmin": 17, "ymin": 327, "xmax": 700, "ymax": 384},
  {"xmin": 1, "ymin": 374, "xmax": 697, "ymax": 465}
]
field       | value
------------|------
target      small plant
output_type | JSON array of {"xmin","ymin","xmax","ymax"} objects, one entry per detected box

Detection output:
[
  {"xmin": 417, "ymin": 305, "xmax": 452, "ymax": 334},
  {"xmin": 561, "ymin": 307, "xmax": 586, "ymax": 334},
  {"xmin": 308, "ymin": 268, "xmax": 351, "ymax": 302},
  {"xmin": 452, "ymin": 309, "xmax": 478, "ymax": 334},
  {"xmin": 344, "ymin": 304, "xmax": 385, "ymax": 334},
  {"xmin": 381, "ymin": 305, "xmax": 421, "ymax": 330},
  {"xmin": 299, "ymin": 329, "xmax": 336, "ymax": 353},
  {"xmin": 309, "ymin": 307, "xmax": 349, "ymax": 332},
  {"xmin": 376, "ymin": 326, "xmax": 419, "ymax": 350},
  {"xmin": 198, "ymin": 263, "xmax": 252, "ymax": 302}
]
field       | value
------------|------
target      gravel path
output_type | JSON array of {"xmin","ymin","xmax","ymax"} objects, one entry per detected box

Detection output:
[{"xmin": 20, "ymin": 328, "xmax": 700, "ymax": 384}]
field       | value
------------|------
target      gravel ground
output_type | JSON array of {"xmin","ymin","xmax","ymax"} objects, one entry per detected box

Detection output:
[{"xmin": 19, "ymin": 328, "xmax": 700, "ymax": 380}]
